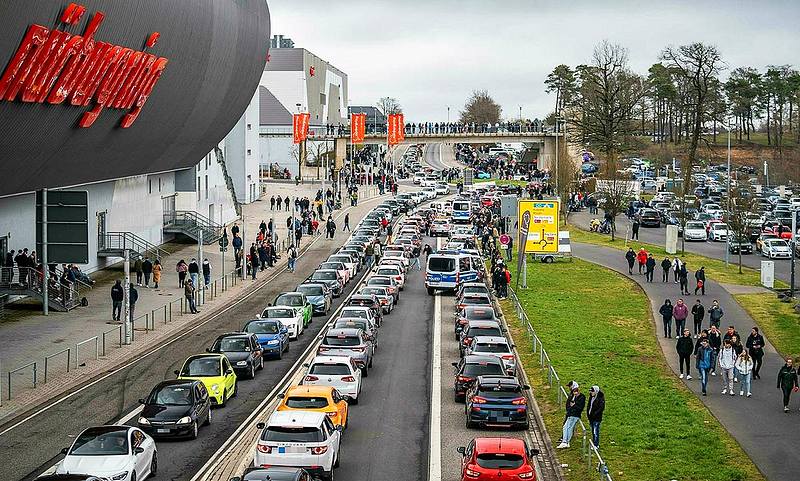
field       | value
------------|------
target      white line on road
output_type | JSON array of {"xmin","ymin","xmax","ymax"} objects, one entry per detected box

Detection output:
[{"xmin": 428, "ymin": 236, "xmax": 442, "ymax": 481}]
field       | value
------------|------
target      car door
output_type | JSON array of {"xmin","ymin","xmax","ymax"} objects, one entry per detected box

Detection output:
[
  {"xmin": 222, "ymin": 357, "xmax": 235, "ymax": 393},
  {"xmin": 196, "ymin": 382, "xmax": 210, "ymax": 421},
  {"xmin": 331, "ymin": 389, "xmax": 348, "ymax": 423},
  {"xmin": 250, "ymin": 334, "xmax": 263, "ymax": 364},
  {"xmin": 130, "ymin": 428, "xmax": 149, "ymax": 477},
  {"xmin": 278, "ymin": 321, "xmax": 289, "ymax": 347}
]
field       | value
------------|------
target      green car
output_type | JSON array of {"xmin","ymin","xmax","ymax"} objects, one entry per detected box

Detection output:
[{"xmin": 272, "ymin": 292, "xmax": 312, "ymax": 327}]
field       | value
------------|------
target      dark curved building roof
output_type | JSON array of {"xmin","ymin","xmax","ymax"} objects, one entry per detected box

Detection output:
[{"xmin": 0, "ymin": 0, "xmax": 270, "ymax": 197}]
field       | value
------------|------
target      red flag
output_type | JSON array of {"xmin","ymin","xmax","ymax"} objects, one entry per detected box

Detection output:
[
  {"xmin": 293, "ymin": 113, "xmax": 310, "ymax": 144},
  {"xmin": 350, "ymin": 113, "xmax": 366, "ymax": 144},
  {"xmin": 388, "ymin": 113, "xmax": 405, "ymax": 145}
]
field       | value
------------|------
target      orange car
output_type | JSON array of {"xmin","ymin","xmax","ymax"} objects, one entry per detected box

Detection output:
[{"xmin": 276, "ymin": 385, "xmax": 349, "ymax": 429}]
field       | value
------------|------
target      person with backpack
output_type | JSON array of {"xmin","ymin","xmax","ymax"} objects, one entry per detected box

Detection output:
[{"xmin": 287, "ymin": 244, "xmax": 298, "ymax": 273}]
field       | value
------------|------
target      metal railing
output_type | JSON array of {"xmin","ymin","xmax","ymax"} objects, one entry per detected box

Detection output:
[
  {"xmin": 507, "ymin": 287, "xmax": 612, "ymax": 481},
  {"xmin": 98, "ymin": 232, "xmax": 168, "ymax": 260},
  {"xmin": 0, "ymin": 267, "xmax": 81, "ymax": 310},
  {"xmin": 163, "ymin": 210, "xmax": 222, "ymax": 244}
]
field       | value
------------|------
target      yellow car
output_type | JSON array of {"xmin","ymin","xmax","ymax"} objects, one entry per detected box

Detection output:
[
  {"xmin": 174, "ymin": 354, "xmax": 237, "ymax": 406},
  {"xmin": 276, "ymin": 385, "xmax": 349, "ymax": 429}
]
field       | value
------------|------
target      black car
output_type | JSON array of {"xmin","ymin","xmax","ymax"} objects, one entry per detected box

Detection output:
[
  {"xmin": 231, "ymin": 467, "xmax": 312, "ymax": 481},
  {"xmin": 727, "ymin": 235, "xmax": 753, "ymax": 255},
  {"xmin": 465, "ymin": 376, "xmax": 530, "ymax": 429},
  {"xmin": 637, "ymin": 208, "xmax": 661, "ymax": 227},
  {"xmin": 452, "ymin": 355, "xmax": 506, "ymax": 402},
  {"xmin": 208, "ymin": 333, "xmax": 264, "ymax": 379},
  {"xmin": 138, "ymin": 379, "xmax": 212, "ymax": 439}
]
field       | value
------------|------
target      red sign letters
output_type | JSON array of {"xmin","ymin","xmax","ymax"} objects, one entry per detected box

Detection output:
[{"xmin": 0, "ymin": 3, "xmax": 168, "ymax": 128}]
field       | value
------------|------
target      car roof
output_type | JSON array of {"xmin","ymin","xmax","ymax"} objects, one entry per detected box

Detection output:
[
  {"xmin": 267, "ymin": 410, "xmax": 326, "ymax": 427},
  {"xmin": 311, "ymin": 355, "xmax": 354, "ymax": 364},
  {"xmin": 466, "ymin": 320, "xmax": 501, "ymax": 328},
  {"xmin": 154, "ymin": 379, "xmax": 199, "ymax": 389},
  {"xmin": 185, "ymin": 353, "xmax": 224, "ymax": 362},
  {"xmin": 476, "ymin": 375, "xmax": 519, "ymax": 386},
  {"xmin": 325, "ymin": 327, "xmax": 362, "ymax": 336},
  {"xmin": 298, "ymin": 282, "xmax": 325, "ymax": 288},
  {"xmin": 216, "ymin": 332, "xmax": 252, "ymax": 340},
  {"xmin": 464, "ymin": 354, "xmax": 504, "ymax": 365},
  {"xmin": 474, "ymin": 437, "xmax": 526, "ymax": 455},
  {"xmin": 285, "ymin": 385, "xmax": 334, "ymax": 397},
  {"xmin": 473, "ymin": 335, "xmax": 509, "ymax": 344}
]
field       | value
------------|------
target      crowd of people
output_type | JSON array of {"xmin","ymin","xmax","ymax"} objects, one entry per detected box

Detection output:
[{"xmin": 2, "ymin": 248, "xmax": 94, "ymax": 307}]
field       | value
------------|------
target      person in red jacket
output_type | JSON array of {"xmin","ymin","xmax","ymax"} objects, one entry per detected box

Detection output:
[{"xmin": 636, "ymin": 248, "xmax": 648, "ymax": 274}]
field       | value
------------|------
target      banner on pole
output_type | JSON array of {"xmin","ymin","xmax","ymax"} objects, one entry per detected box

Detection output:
[
  {"xmin": 518, "ymin": 200, "xmax": 560, "ymax": 253},
  {"xmin": 387, "ymin": 113, "xmax": 405, "ymax": 145},
  {"xmin": 293, "ymin": 113, "xmax": 310, "ymax": 144},
  {"xmin": 350, "ymin": 113, "xmax": 366, "ymax": 144}
]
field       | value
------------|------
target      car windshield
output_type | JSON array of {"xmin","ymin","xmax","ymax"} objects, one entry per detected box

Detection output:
[
  {"xmin": 312, "ymin": 271, "xmax": 337, "ymax": 281},
  {"xmin": 686, "ymin": 222, "xmax": 705, "ymax": 229},
  {"xmin": 329, "ymin": 256, "xmax": 350, "ymax": 264},
  {"xmin": 771, "ymin": 240, "xmax": 789, "ymax": 247},
  {"xmin": 335, "ymin": 320, "xmax": 368, "ymax": 331},
  {"xmin": 285, "ymin": 396, "xmax": 330, "ymax": 409},
  {"xmin": 368, "ymin": 279, "xmax": 390, "ymax": 287},
  {"xmin": 70, "ymin": 428, "xmax": 129, "ymax": 456},
  {"xmin": 341, "ymin": 309, "xmax": 368, "ymax": 319},
  {"xmin": 297, "ymin": 285, "xmax": 324, "ymax": 296},
  {"xmin": 276, "ymin": 295, "xmax": 303, "ymax": 307},
  {"xmin": 324, "ymin": 335, "xmax": 360, "ymax": 346},
  {"xmin": 320, "ymin": 263, "xmax": 342, "ymax": 271},
  {"xmin": 473, "ymin": 343, "xmax": 510, "ymax": 354},
  {"xmin": 150, "ymin": 385, "xmax": 193, "ymax": 406},
  {"xmin": 263, "ymin": 308, "xmax": 293, "ymax": 318},
  {"xmin": 428, "ymin": 257, "xmax": 456, "ymax": 272},
  {"xmin": 377, "ymin": 268, "xmax": 399, "ymax": 276},
  {"xmin": 462, "ymin": 287, "xmax": 487, "ymax": 296},
  {"xmin": 463, "ymin": 297, "xmax": 489, "ymax": 305},
  {"xmin": 463, "ymin": 362, "xmax": 505, "ymax": 377},
  {"xmin": 361, "ymin": 288, "xmax": 384, "ymax": 296},
  {"xmin": 246, "ymin": 321, "xmax": 279, "ymax": 334},
  {"xmin": 349, "ymin": 298, "xmax": 376, "ymax": 307},
  {"xmin": 476, "ymin": 453, "xmax": 524, "ymax": 470},
  {"xmin": 261, "ymin": 427, "xmax": 324, "ymax": 443},
  {"xmin": 309, "ymin": 363, "xmax": 351, "ymax": 375},
  {"xmin": 215, "ymin": 338, "xmax": 250, "ymax": 352},
  {"xmin": 477, "ymin": 385, "xmax": 523, "ymax": 398},
  {"xmin": 466, "ymin": 309, "xmax": 494, "ymax": 320},
  {"xmin": 182, "ymin": 358, "xmax": 221, "ymax": 377}
]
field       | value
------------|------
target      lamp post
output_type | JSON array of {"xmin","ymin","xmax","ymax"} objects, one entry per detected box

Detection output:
[
  {"xmin": 518, "ymin": 105, "xmax": 522, "ymax": 132},
  {"xmin": 725, "ymin": 116, "xmax": 731, "ymax": 267},
  {"xmin": 447, "ymin": 106, "xmax": 450, "ymax": 124}
]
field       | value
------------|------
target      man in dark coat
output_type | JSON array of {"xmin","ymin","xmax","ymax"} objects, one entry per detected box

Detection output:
[
  {"xmin": 625, "ymin": 248, "xmax": 636, "ymax": 274},
  {"xmin": 645, "ymin": 254, "xmax": 656, "ymax": 282},
  {"xmin": 694, "ymin": 266, "xmax": 706, "ymax": 295},
  {"xmin": 777, "ymin": 358, "xmax": 798, "ymax": 412},
  {"xmin": 586, "ymin": 385, "xmax": 605, "ymax": 447},
  {"xmin": 141, "ymin": 257, "xmax": 153, "ymax": 287},
  {"xmin": 660, "ymin": 257, "xmax": 672, "ymax": 282},
  {"xmin": 111, "ymin": 279, "xmax": 124, "ymax": 321}
]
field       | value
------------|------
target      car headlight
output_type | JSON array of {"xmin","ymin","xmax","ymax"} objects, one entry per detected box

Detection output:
[
  {"xmin": 177, "ymin": 416, "xmax": 193, "ymax": 425},
  {"xmin": 211, "ymin": 384, "xmax": 220, "ymax": 393},
  {"xmin": 267, "ymin": 339, "xmax": 280, "ymax": 345},
  {"xmin": 137, "ymin": 416, "xmax": 150, "ymax": 425},
  {"xmin": 236, "ymin": 361, "xmax": 247, "ymax": 366},
  {"xmin": 110, "ymin": 472, "xmax": 129, "ymax": 481}
]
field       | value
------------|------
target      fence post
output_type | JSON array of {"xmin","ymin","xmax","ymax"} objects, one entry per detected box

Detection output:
[
  {"xmin": 164, "ymin": 305, "xmax": 168, "ymax": 324},
  {"xmin": 44, "ymin": 356, "xmax": 49, "ymax": 384}
]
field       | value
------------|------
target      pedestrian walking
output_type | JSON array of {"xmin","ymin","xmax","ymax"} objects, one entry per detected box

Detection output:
[
  {"xmin": 343, "ymin": 213, "xmax": 350, "ymax": 232},
  {"xmin": 631, "ymin": 218, "xmax": 640, "ymax": 240},
  {"xmin": 133, "ymin": 255, "xmax": 143, "ymax": 286},
  {"xmin": 557, "ymin": 383, "xmax": 585, "ymax": 449},
  {"xmin": 142, "ymin": 257, "xmax": 153, "ymax": 287},
  {"xmin": 694, "ymin": 267, "xmax": 706, "ymax": 295},
  {"xmin": 696, "ymin": 338, "xmax": 713, "ymax": 396},
  {"xmin": 111, "ymin": 279, "xmax": 123, "ymax": 321},
  {"xmin": 719, "ymin": 340, "xmax": 736, "ymax": 395},
  {"xmin": 661, "ymin": 257, "xmax": 671, "ymax": 282},
  {"xmin": 777, "ymin": 358, "xmax": 798, "ymax": 412},
  {"xmin": 736, "ymin": 351, "xmax": 754, "ymax": 397},
  {"xmin": 184, "ymin": 278, "xmax": 198, "ymax": 314},
  {"xmin": 625, "ymin": 248, "xmax": 635, "ymax": 274},
  {"xmin": 152, "ymin": 259, "xmax": 161, "ymax": 288},
  {"xmin": 673, "ymin": 299, "xmax": 688, "ymax": 339},
  {"xmin": 645, "ymin": 254, "xmax": 656, "ymax": 282},
  {"xmin": 672, "ymin": 257, "xmax": 682, "ymax": 283},
  {"xmin": 270, "ymin": 196, "xmax": 276, "ymax": 210},
  {"xmin": 188, "ymin": 258, "xmax": 200, "ymax": 287},
  {"xmin": 708, "ymin": 325, "xmax": 722, "ymax": 375},
  {"xmin": 659, "ymin": 299, "xmax": 674, "ymax": 338},
  {"xmin": 586, "ymin": 386, "xmax": 605, "ymax": 448},
  {"xmin": 128, "ymin": 282, "xmax": 139, "ymax": 320},
  {"xmin": 176, "ymin": 259, "xmax": 188, "ymax": 287},
  {"xmin": 746, "ymin": 327, "xmax": 765, "ymax": 379},
  {"xmin": 250, "ymin": 244, "xmax": 259, "ymax": 279},
  {"xmin": 691, "ymin": 300, "xmax": 705, "ymax": 337},
  {"xmin": 676, "ymin": 329, "xmax": 693, "ymax": 379},
  {"xmin": 678, "ymin": 263, "xmax": 690, "ymax": 295},
  {"xmin": 202, "ymin": 258, "xmax": 211, "ymax": 286},
  {"xmin": 709, "ymin": 300, "xmax": 724, "ymax": 328},
  {"xmin": 287, "ymin": 244, "xmax": 298, "ymax": 272},
  {"xmin": 636, "ymin": 248, "xmax": 647, "ymax": 274}
]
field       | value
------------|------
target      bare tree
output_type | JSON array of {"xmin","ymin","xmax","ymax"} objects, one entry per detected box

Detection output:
[
  {"xmin": 726, "ymin": 186, "xmax": 758, "ymax": 273},
  {"xmin": 460, "ymin": 89, "xmax": 502, "ymax": 124},
  {"xmin": 377, "ymin": 97, "xmax": 402, "ymax": 115}
]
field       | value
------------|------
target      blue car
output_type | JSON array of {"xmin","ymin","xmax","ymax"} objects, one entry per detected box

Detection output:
[
  {"xmin": 464, "ymin": 375, "xmax": 530, "ymax": 429},
  {"xmin": 242, "ymin": 319, "xmax": 289, "ymax": 359},
  {"xmin": 476, "ymin": 171, "xmax": 491, "ymax": 179}
]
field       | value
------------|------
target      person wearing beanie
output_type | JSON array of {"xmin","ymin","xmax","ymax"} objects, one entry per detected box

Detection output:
[
  {"xmin": 557, "ymin": 383, "xmax": 585, "ymax": 449},
  {"xmin": 587, "ymin": 385, "xmax": 605, "ymax": 448}
]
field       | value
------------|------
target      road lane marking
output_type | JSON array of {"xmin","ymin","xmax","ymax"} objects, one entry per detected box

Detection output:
[{"xmin": 428, "ymin": 236, "xmax": 442, "ymax": 481}]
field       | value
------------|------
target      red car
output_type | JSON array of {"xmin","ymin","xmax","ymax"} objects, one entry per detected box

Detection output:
[{"xmin": 457, "ymin": 437, "xmax": 539, "ymax": 480}]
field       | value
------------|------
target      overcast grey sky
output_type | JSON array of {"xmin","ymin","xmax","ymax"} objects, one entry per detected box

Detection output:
[{"xmin": 269, "ymin": 0, "xmax": 799, "ymax": 122}]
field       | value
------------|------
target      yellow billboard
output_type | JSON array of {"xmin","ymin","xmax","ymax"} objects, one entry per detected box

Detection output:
[{"xmin": 518, "ymin": 200, "xmax": 560, "ymax": 253}]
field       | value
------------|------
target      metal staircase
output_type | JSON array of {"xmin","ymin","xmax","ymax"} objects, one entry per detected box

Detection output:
[
  {"xmin": 97, "ymin": 232, "xmax": 168, "ymax": 259},
  {"xmin": 214, "ymin": 146, "xmax": 242, "ymax": 217},
  {"xmin": 0, "ymin": 267, "xmax": 82, "ymax": 311},
  {"xmin": 163, "ymin": 211, "xmax": 222, "ymax": 244}
]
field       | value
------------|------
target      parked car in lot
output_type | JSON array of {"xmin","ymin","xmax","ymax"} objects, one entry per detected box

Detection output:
[
  {"xmin": 456, "ymin": 437, "xmax": 539, "ymax": 481},
  {"xmin": 708, "ymin": 222, "xmax": 729, "ymax": 242},
  {"xmin": 762, "ymin": 238, "xmax": 792, "ymax": 259},
  {"xmin": 727, "ymin": 235, "xmax": 753, "ymax": 255},
  {"xmin": 683, "ymin": 221, "xmax": 708, "ymax": 241},
  {"xmin": 56, "ymin": 426, "xmax": 157, "ymax": 481},
  {"xmin": 637, "ymin": 208, "xmax": 661, "ymax": 227},
  {"xmin": 207, "ymin": 332, "xmax": 264, "ymax": 379},
  {"xmin": 137, "ymin": 380, "xmax": 212, "ymax": 439},
  {"xmin": 175, "ymin": 353, "xmax": 237, "ymax": 406},
  {"xmin": 464, "ymin": 376, "xmax": 530, "ymax": 430}
]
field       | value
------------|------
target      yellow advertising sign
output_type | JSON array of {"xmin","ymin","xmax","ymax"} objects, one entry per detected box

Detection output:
[{"xmin": 518, "ymin": 200, "xmax": 560, "ymax": 253}]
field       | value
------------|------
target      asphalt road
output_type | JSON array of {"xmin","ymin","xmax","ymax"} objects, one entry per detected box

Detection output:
[
  {"xmin": 425, "ymin": 143, "xmax": 447, "ymax": 171},
  {"xmin": 572, "ymin": 209, "xmax": 793, "ymax": 284}
]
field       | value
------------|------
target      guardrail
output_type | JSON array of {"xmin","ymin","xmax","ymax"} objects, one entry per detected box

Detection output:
[{"xmin": 508, "ymin": 287, "xmax": 612, "ymax": 481}]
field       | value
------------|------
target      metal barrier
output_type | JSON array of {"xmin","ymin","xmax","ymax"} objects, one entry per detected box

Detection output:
[
  {"xmin": 44, "ymin": 348, "xmax": 70, "ymax": 383},
  {"xmin": 7, "ymin": 362, "xmax": 36, "ymax": 400},
  {"xmin": 508, "ymin": 287, "xmax": 612, "ymax": 480},
  {"xmin": 76, "ymin": 336, "xmax": 99, "ymax": 367}
]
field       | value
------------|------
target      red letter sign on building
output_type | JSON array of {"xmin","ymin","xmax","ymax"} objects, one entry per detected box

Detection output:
[
  {"xmin": 350, "ymin": 113, "xmax": 366, "ymax": 144},
  {"xmin": 292, "ymin": 112, "xmax": 310, "ymax": 144},
  {"xmin": 387, "ymin": 113, "xmax": 405, "ymax": 146}
]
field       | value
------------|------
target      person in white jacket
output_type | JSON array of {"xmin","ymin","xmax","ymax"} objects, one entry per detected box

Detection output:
[
  {"xmin": 735, "ymin": 351, "xmax": 754, "ymax": 397},
  {"xmin": 718, "ymin": 340, "xmax": 737, "ymax": 395}
]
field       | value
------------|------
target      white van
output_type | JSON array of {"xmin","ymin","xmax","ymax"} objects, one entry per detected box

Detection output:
[
  {"xmin": 452, "ymin": 199, "xmax": 471, "ymax": 224},
  {"xmin": 425, "ymin": 252, "xmax": 479, "ymax": 295}
]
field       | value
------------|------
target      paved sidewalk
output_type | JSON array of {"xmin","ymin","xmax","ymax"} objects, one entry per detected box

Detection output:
[
  {"xmin": 0, "ymin": 182, "xmax": 381, "ymax": 421},
  {"xmin": 573, "ymin": 242, "xmax": 799, "ymax": 481}
]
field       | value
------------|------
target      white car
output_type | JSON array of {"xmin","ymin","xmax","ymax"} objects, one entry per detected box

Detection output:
[
  {"xmin": 319, "ymin": 261, "xmax": 350, "ymax": 284},
  {"xmin": 57, "ymin": 426, "xmax": 157, "ymax": 481},
  {"xmin": 411, "ymin": 191, "xmax": 426, "ymax": 204},
  {"xmin": 413, "ymin": 173, "xmax": 424, "ymax": 184},
  {"xmin": 430, "ymin": 220, "xmax": 450, "ymax": 237},
  {"xmin": 464, "ymin": 336, "xmax": 517, "ymax": 376},
  {"xmin": 328, "ymin": 254, "xmax": 358, "ymax": 278},
  {"xmin": 421, "ymin": 178, "xmax": 437, "ymax": 188},
  {"xmin": 255, "ymin": 411, "xmax": 341, "ymax": 480},
  {"xmin": 261, "ymin": 306, "xmax": 304, "ymax": 339},
  {"xmin": 303, "ymin": 355, "xmax": 363, "ymax": 403},
  {"xmin": 374, "ymin": 265, "xmax": 405, "ymax": 289},
  {"xmin": 435, "ymin": 182, "xmax": 449, "ymax": 195},
  {"xmin": 762, "ymin": 239, "xmax": 792, "ymax": 259},
  {"xmin": 422, "ymin": 187, "xmax": 437, "ymax": 199},
  {"xmin": 683, "ymin": 221, "xmax": 708, "ymax": 241},
  {"xmin": 382, "ymin": 254, "xmax": 409, "ymax": 268},
  {"xmin": 709, "ymin": 223, "xmax": 729, "ymax": 242}
]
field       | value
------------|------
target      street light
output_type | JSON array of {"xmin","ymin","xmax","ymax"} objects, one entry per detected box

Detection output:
[
  {"xmin": 725, "ymin": 116, "xmax": 731, "ymax": 267},
  {"xmin": 447, "ymin": 106, "xmax": 450, "ymax": 124},
  {"xmin": 518, "ymin": 105, "xmax": 522, "ymax": 132}
]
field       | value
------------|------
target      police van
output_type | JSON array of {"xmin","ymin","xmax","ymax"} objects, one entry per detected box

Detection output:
[
  {"xmin": 451, "ymin": 199, "xmax": 472, "ymax": 224},
  {"xmin": 425, "ymin": 251, "xmax": 479, "ymax": 295}
]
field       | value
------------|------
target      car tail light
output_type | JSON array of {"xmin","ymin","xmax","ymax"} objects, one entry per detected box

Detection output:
[
  {"xmin": 457, "ymin": 376, "xmax": 474, "ymax": 383},
  {"xmin": 341, "ymin": 376, "xmax": 356, "ymax": 382},
  {"xmin": 257, "ymin": 444, "xmax": 272, "ymax": 454},
  {"xmin": 465, "ymin": 466, "xmax": 480, "ymax": 478},
  {"xmin": 325, "ymin": 411, "xmax": 337, "ymax": 417},
  {"xmin": 471, "ymin": 396, "xmax": 487, "ymax": 404},
  {"xmin": 318, "ymin": 347, "xmax": 329, "ymax": 352},
  {"xmin": 512, "ymin": 397, "xmax": 527, "ymax": 405},
  {"xmin": 502, "ymin": 355, "xmax": 515, "ymax": 360},
  {"xmin": 305, "ymin": 375, "xmax": 319, "ymax": 382},
  {"xmin": 380, "ymin": 299, "xmax": 388, "ymax": 305},
  {"xmin": 310, "ymin": 446, "xmax": 329, "ymax": 455},
  {"xmin": 458, "ymin": 303, "xmax": 465, "ymax": 310},
  {"xmin": 518, "ymin": 470, "xmax": 535, "ymax": 479}
]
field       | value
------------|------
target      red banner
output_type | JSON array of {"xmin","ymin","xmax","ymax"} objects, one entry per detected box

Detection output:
[
  {"xmin": 350, "ymin": 113, "xmax": 366, "ymax": 144},
  {"xmin": 387, "ymin": 113, "xmax": 405, "ymax": 145},
  {"xmin": 292, "ymin": 113, "xmax": 310, "ymax": 144}
]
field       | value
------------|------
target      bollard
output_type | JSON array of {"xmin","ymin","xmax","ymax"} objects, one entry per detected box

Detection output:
[{"xmin": 164, "ymin": 305, "xmax": 168, "ymax": 324}]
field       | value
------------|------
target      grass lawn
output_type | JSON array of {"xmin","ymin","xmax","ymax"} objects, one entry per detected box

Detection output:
[
  {"xmin": 736, "ymin": 293, "xmax": 800, "ymax": 360},
  {"xmin": 502, "ymin": 258, "xmax": 765, "ymax": 481},
  {"xmin": 474, "ymin": 178, "xmax": 528, "ymax": 187},
  {"xmin": 567, "ymin": 225, "xmax": 786, "ymax": 288}
]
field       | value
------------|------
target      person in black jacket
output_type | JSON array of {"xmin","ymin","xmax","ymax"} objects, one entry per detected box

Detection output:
[
  {"xmin": 625, "ymin": 248, "xmax": 636, "ymax": 275},
  {"xmin": 110, "ymin": 280, "xmax": 124, "ymax": 321},
  {"xmin": 645, "ymin": 254, "xmax": 656, "ymax": 282},
  {"xmin": 129, "ymin": 283, "xmax": 138, "ymax": 321},
  {"xmin": 659, "ymin": 299, "xmax": 673, "ymax": 338},
  {"xmin": 141, "ymin": 257, "xmax": 153, "ymax": 287},
  {"xmin": 694, "ymin": 266, "xmax": 706, "ymax": 295},
  {"xmin": 676, "ymin": 328, "xmax": 694, "ymax": 379},
  {"xmin": 777, "ymin": 358, "xmax": 798, "ymax": 412},
  {"xmin": 586, "ymin": 385, "xmax": 605, "ymax": 448},
  {"xmin": 557, "ymin": 383, "xmax": 585, "ymax": 449},
  {"xmin": 708, "ymin": 325, "xmax": 722, "ymax": 375},
  {"xmin": 746, "ymin": 327, "xmax": 765, "ymax": 379},
  {"xmin": 661, "ymin": 257, "xmax": 671, "ymax": 282},
  {"xmin": 691, "ymin": 300, "xmax": 705, "ymax": 337}
]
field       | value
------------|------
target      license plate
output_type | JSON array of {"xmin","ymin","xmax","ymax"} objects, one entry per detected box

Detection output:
[
  {"xmin": 157, "ymin": 429, "xmax": 170, "ymax": 434},
  {"xmin": 278, "ymin": 446, "xmax": 304, "ymax": 454}
]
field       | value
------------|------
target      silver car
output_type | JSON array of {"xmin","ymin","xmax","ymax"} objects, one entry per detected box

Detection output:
[
  {"xmin": 303, "ymin": 355, "xmax": 363, "ymax": 404},
  {"xmin": 464, "ymin": 335, "xmax": 516, "ymax": 375},
  {"xmin": 358, "ymin": 286, "xmax": 394, "ymax": 314},
  {"xmin": 333, "ymin": 317, "xmax": 379, "ymax": 348},
  {"xmin": 318, "ymin": 328, "xmax": 374, "ymax": 376}
]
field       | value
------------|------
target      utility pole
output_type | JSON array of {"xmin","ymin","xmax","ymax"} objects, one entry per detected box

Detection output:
[
  {"xmin": 41, "ymin": 188, "xmax": 49, "ymax": 315},
  {"xmin": 198, "ymin": 230, "xmax": 203, "ymax": 304},
  {"xmin": 554, "ymin": 119, "xmax": 560, "ymax": 199},
  {"xmin": 725, "ymin": 117, "xmax": 731, "ymax": 267},
  {"xmin": 123, "ymin": 249, "xmax": 131, "ymax": 344},
  {"xmin": 792, "ymin": 211, "xmax": 797, "ymax": 298}
]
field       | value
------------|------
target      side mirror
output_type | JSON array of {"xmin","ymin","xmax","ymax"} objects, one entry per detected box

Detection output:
[
  {"xmin": 256, "ymin": 422, "xmax": 265, "ymax": 430},
  {"xmin": 456, "ymin": 446, "xmax": 466, "ymax": 455},
  {"xmin": 277, "ymin": 393, "xmax": 285, "ymax": 399},
  {"xmin": 205, "ymin": 348, "xmax": 211, "ymax": 353},
  {"xmin": 173, "ymin": 369, "xmax": 180, "ymax": 376},
  {"xmin": 134, "ymin": 447, "xmax": 145, "ymax": 455},
  {"xmin": 511, "ymin": 344, "xmax": 516, "ymax": 349},
  {"xmin": 523, "ymin": 385, "xmax": 531, "ymax": 390},
  {"xmin": 138, "ymin": 398, "xmax": 146, "ymax": 404},
  {"xmin": 451, "ymin": 362, "xmax": 459, "ymax": 368},
  {"xmin": 529, "ymin": 448, "xmax": 540, "ymax": 457},
  {"xmin": 267, "ymin": 303, "xmax": 272, "ymax": 307},
  {"xmin": 225, "ymin": 369, "xmax": 233, "ymax": 375},
  {"xmin": 336, "ymin": 425, "xmax": 343, "ymax": 432},
  {"xmin": 60, "ymin": 447, "xmax": 69, "ymax": 455},
  {"xmin": 302, "ymin": 363, "xmax": 309, "ymax": 368}
]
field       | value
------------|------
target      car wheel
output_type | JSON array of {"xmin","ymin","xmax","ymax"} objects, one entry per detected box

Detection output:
[
  {"xmin": 204, "ymin": 408, "xmax": 212, "ymax": 426},
  {"xmin": 362, "ymin": 366, "xmax": 369, "ymax": 377},
  {"xmin": 131, "ymin": 472, "xmax": 137, "ymax": 481},
  {"xmin": 465, "ymin": 416, "xmax": 476, "ymax": 429},
  {"xmin": 190, "ymin": 421, "xmax": 199, "ymax": 440},
  {"xmin": 232, "ymin": 382, "xmax": 238, "ymax": 398},
  {"xmin": 427, "ymin": 287, "xmax": 434, "ymax": 296},
  {"xmin": 150, "ymin": 452, "xmax": 158, "ymax": 476},
  {"xmin": 454, "ymin": 393, "xmax": 463, "ymax": 403},
  {"xmin": 368, "ymin": 356, "xmax": 373, "ymax": 368},
  {"xmin": 285, "ymin": 340, "xmax": 290, "ymax": 352},
  {"xmin": 350, "ymin": 394, "xmax": 359, "ymax": 406},
  {"xmin": 220, "ymin": 390, "xmax": 227, "ymax": 408},
  {"xmin": 277, "ymin": 347, "xmax": 283, "ymax": 360},
  {"xmin": 334, "ymin": 448, "xmax": 340, "ymax": 468}
]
